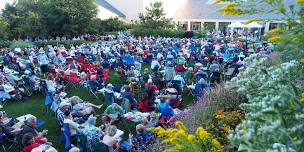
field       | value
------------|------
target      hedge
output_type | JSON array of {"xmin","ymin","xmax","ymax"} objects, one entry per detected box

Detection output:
[
  {"xmin": 9, "ymin": 41, "xmax": 35, "ymax": 49},
  {"xmin": 33, "ymin": 40, "xmax": 87, "ymax": 48},
  {"xmin": 0, "ymin": 41, "xmax": 12, "ymax": 48},
  {"xmin": 130, "ymin": 27, "xmax": 184, "ymax": 38}
]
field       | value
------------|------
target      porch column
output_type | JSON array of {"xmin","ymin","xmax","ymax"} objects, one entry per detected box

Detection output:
[
  {"xmin": 215, "ymin": 22, "xmax": 219, "ymax": 31},
  {"xmin": 187, "ymin": 21, "xmax": 191, "ymax": 31}
]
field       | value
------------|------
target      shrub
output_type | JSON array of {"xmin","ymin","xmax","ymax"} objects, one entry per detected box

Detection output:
[
  {"xmin": 184, "ymin": 31, "xmax": 194, "ymax": 38},
  {"xmin": 9, "ymin": 41, "xmax": 35, "ymax": 49},
  {"xmin": 0, "ymin": 40, "xmax": 12, "ymax": 48},
  {"xmin": 181, "ymin": 84, "xmax": 246, "ymax": 129},
  {"xmin": 130, "ymin": 27, "xmax": 184, "ymax": 38},
  {"xmin": 227, "ymin": 54, "xmax": 304, "ymax": 152},
  {"xmin": 33, "ymin": 40, "xmax": 87, "ymax": 48}
]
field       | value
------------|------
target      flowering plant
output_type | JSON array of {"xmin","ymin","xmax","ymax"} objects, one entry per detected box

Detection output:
[
  {"xmin": 227, "ymin": 54, "xmax": 304, "ymax": 151},
  {"xmin": 149, "ymin": 121, "xmax": 223, "ymax": 152},
  {"xmin": 207, "ymin": 109, "xmax": 245, "ymax": 145}
]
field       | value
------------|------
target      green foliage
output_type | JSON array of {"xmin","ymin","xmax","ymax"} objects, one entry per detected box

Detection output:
[
  {"xmin": 194, "ymin": 27, "xmax": 208, "ymax": 38},
  {"xmin": 0, "ymin": 40, "xmax": 12, "ymax": 48},
  {"xmin": 33, "ymin": 40, "xmax": 87, "ymax": 48},
  {"xmin": 1, "ymin": 0, "xmax": 98, "ymax": 38},
  {"xmin": 138, "ymin": 1, "xmax": 173, "ymax": 29},
  {"xmin": 0, "ymin": 17, "xmax": 9, "ymax": 40},
  {"xmin": 227, "ymin": 54, "xmax": 304, "ymax": 151},
  {"xmin": 9, "ymin": 41, "xmax": 35, "ymax": 49},
  {"xmin": 131, "ymin": 26, "xmax": 184, "ymax": 38}
]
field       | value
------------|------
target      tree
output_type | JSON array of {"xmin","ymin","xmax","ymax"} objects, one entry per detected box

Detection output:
[
  {"xmin": 45, "ymin": 0, "xmax": 98, "ymax": 36},
  {"xmin": 1, "ymin": 0, "xmax": 98, "ymax": 38},
  {"xmin": 139, "ymin": 1, "xmax": 173, "ymax": 29},
  {"xmin": 0, "ymin": 17, "xmax": 9, "ymax": 40}
]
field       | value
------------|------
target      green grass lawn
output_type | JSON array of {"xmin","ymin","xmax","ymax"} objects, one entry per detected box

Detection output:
[{"xmin": 3, "ymin": 65, "xmax": 194, "ymax": 152}]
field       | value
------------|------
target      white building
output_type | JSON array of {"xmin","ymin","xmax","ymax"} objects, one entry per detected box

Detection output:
[{"xmin": 96, "ymin": 0, "xmax": 290, "ymax": 32}]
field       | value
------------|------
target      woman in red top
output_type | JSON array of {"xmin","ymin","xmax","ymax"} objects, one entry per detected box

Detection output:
[{"xmin": 22, "ymin": 133, "xmax": 53, "ymax": 152}]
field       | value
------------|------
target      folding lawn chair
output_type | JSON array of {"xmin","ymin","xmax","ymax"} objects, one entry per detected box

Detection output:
[
  {"xmin": 224, "ymin": 67, "xmax": 236, "ymax": 81},
  {"xmin": 77, "ymin": 56, "xmax": 85, "ymax": 64},
  {"xmin": 65, "ymin": 72, "xmax": 81, "ymax": 88}
]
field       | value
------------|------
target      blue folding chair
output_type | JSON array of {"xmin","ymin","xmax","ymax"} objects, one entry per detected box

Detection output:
[
  {"xmin": 171, "ymin": 80, "xmax": 182, "ymax": 95},
  {"xmin": 60, "ymin": 123, "xmax": 72, "ymax": 150},
  {"xmin": 0, "ymin": 132, "xmax": 6, "ymax": 152}
]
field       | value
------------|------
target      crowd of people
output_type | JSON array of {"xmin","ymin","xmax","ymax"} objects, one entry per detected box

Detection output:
[{"xmin": 0, "ymin": 34, "xmax": 273, "ymax": 152}]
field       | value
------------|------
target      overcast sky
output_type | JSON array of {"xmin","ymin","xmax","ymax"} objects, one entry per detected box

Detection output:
[{"xmin": 0, "ymin": 0, "xmax": 14, "ymax": 12}]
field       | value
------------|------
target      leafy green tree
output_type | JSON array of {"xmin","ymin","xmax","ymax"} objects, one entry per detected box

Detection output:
[
  {"xmin": 139, "ymin": 1, "xmax": 173, "ymax": 29},
  {"xmin": 0, "ymin": 17, "xmax": 9, "ymax": 40},
  {"xmin": 1, "ymin": 0, "xmax": 98, "ymax": 38},
  {"xmin": 45, "ymin": 0, "xmax": 97, "ymax": 36}
]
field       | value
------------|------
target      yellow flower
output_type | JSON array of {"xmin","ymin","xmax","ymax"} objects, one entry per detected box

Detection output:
[
  {"xmin": 300, "ymin": 58, "xmax": 304, "ymax": 64},
  {"xmin": 211, "ymin": 0, "xmax": 224, "ymax": 5},
  {"xmin": 268, "ymin": 28, "xmax": 282, "ymax": 35},
  {"xmin": 175, "ymin": 121, "xmax": 187, "ymax": 131},
  {"xmin": 187, "ymin": 134, "xmax": 197, "ymax": 144},
  {"xmin": 211, "ymin": 138, "xmax": 223, "ymax": 151},
  {"xmin": 244, "ymin": 18, "xmax": 262, "ymax": 24},
  {"xmin": 300, "ymin": 92, "xmax": 304, "ymax": 104},
  {"xmin": 217, "ymin": 3, "xmax": 243, "ymax": 15},
  {"xmin": 296, "ymin": 0, "xmax": 304, "ymax": 4},
  {"xmin": 268, "ymin": 36, "xmax": 283, "ymax": 43},
  {"xmin": 196, "ymin": 127, "xmax": 210, "ymax": 141}
]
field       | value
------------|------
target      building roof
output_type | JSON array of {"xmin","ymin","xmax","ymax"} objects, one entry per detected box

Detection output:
[
  {"xmin": 172, "ymin": 0, "xmax": 294, "ymax": 21},
  {"xmin": 96, "ymin": 0, "xmax": 126, "ymax": 18}
]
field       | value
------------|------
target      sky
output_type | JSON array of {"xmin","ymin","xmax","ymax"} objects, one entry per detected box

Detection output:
[{"xmin": 0, "ymin": 0, "xmax": 14, "ymax": 11}]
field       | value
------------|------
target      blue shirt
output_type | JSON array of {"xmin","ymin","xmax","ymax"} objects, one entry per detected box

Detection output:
[
  {"xmin": 157, "ymin": 101, "xmax": 173, "ymax": 117},
  {"xmin": 38, "ymin": 54, "xmax": 49, "ymax": 65}
]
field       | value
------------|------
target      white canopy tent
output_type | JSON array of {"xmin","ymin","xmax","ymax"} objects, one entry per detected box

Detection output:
[
  {"xmin": 228, "ymin": 22, "xmax": 246, "ymax": 28},
  {"xmin": 246, "ymin": 22, "xmax": 263, "ymax": 28},
  {"xmin": 228, "ymin": 22, "xmax": 246, "ymax": 37}
]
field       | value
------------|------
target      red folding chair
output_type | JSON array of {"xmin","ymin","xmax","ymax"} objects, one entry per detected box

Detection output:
[
  {"xmin": 65, "ymin": 72, "xmax": 81, "ymax": 88},
  {"xmin": 77, "ymin": 56, "xmax": 85, "ymax": 64},
  {"xmin": 102, "ymin": 69, "xmax": 109, "ymax": 81}
]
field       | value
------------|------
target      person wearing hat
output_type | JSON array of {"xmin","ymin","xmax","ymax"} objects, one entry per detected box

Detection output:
[
  {"xmin": 56, "ymin": 101, "xmax": 71, "ymax": 127},
  {"xmin": 38, "ymin": 48, "xmax": 49, "ymax": 77},
  {"xmin": 103, "ymin": 83, "xmax": 116, "ymax": 106}
]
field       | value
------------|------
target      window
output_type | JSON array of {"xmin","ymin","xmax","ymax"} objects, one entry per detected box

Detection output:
[
  {"xmin": 177, "ymin": 21, "xmax": 188, "ymax": 31},
  {"xmin": 204, "ymin": 22, "xmax": 216, "ymax": 31},
  {"xmin": 190, "ymin": 22, "xmax": 201, "ymax": 31}
]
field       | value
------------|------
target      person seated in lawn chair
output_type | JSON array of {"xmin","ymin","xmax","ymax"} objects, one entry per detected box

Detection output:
[
  {"xmin": 102, "ymin": 125, "xmax": 120, "ymax": 152},
  {"xmin": 0, "ymin": 111, "xmax": 21, "ymax": 140},
  {"xmin": 102, "ymin": 84, "xmax": 117, "ymax": 106},
  {"xmin": 69, "ymin": 96, "xmax": 103, "ymax": 117},
  {"xmin": 129, "ymin": 124, "xmax": 156, "ymax": 151},
  {"xmin": 188, "ymin": 78, "xmax": 208, "ymax": 101},
  {"xmin": 156, "ymin": 96, "xmax": 174, "ymax": 128},
  {"xmin": 128, "ymin": 78, "xmax": 140, "ymax": 99},
  {"xmin": 88, "ymin": 75, "xmax": 104, "ymax": 93},
  {"xmin": 104, "ymin": 103, "xmax": 125, "ymax": 125},
  {"xmin": 21, "ymin": 116, "xmax": 49, "ymax": 144},
  {"xmin": 22, "ymin": 133, "xmax": 57, "ymax": 152},
  {"xmin": 63, "ymin": 111, "xmax": 85, "ymax": 145},
  {"xmin": 121, "ymin": 86, "xmax": 137, "ymax": 111},
  {"xmin": 79, "ymin": 115, "xmax": 104, "ymax": 152},
  {"xmin": 21, "ymin": 70, "xmax": 40, "ymax": 91}
]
